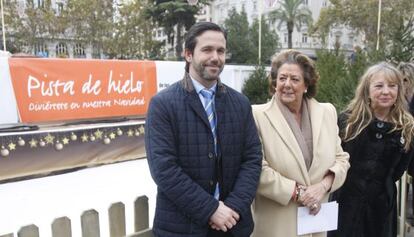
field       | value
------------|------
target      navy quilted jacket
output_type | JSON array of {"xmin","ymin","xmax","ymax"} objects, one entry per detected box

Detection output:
[{"xmin": 145, "ymin": 74, "xmax": 262, "ymax": 237}]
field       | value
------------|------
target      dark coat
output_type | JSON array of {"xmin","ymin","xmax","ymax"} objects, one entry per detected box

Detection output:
[
  {"xmin": 329, "ymin": 113, "xmax": 414, "ymax": 237},
  {"xmin": 145, "ymin": 73, "xmax": 262, "ymax": 237}
]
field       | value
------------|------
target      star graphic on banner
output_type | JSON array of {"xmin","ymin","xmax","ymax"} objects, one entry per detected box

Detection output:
[
  {"xmin": 138, "ymin": 125, "xmax": 145, "ymax": 135},
  {"xmin": 81, "ymin": 134, "xmax": 89, "ymax": 142},
  {"xmin": 94, "ymin": 129, "xmax": 103, "ymax": 140},
  {"xmin": 8, "ymin": 142, "xmax": 16, "ymax": 151},
  {"xmin": 109, "ymin": 132, "xmax": 116, "ymax": 139},
  {"xmin": 62, "ymin": 137, "xmax": 70, "ymax": 145},
  {"xmin": 29, "ymin": 138, "xmax": 38, "ymax": 148},
  {"xmin": 127, "ymin": 129, "xmax": 134, "ymax": 137},
  {"xmin": 44, "ymin": 134, "xmax": 55, "ymax": 144}
]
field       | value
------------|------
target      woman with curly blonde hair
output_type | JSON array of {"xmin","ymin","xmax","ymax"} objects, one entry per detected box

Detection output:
[
  {"xmin": 397, "ymin": 61, "xmax": 414, "ymax": 220},
  {"xmin": 329, "ymin": 62, "xmax": 414, "ymax": 237}
]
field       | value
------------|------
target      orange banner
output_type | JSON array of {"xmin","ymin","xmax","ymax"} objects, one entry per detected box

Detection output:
[{"xmin": 9, "ymin": 58, "xmax": 157, "ymax": 123}]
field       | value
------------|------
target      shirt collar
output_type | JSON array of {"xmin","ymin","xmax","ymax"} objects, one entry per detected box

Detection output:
[{"xmin": 190, "ymin": 76, "xmax": 217, "ymax": 94}]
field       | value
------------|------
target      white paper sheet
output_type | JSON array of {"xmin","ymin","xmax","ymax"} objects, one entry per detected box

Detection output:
[{"xmin": 297, "ymin": 201, "xmax": 338, "ymax": 235}]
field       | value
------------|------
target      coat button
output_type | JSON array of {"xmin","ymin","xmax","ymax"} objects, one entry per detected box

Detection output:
[
  {"xmin": 377, "ymin": 122, "xmax": 384, "ymax": 128},
  {"xmin": 209, "ymin": 180, "xmax": 214, "ymax": 186},
  {"xmin": 208, "ymin": 152, "xmax": 214, "ymax": 159},
  {"xmin": 375, "ymin": 133, "xmax": 383, "ymax": 139}
]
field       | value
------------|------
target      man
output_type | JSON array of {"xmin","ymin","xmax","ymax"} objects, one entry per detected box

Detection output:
[{"xmin": 145, "ymin": 22, "xmax": 262, "ymax": 237}]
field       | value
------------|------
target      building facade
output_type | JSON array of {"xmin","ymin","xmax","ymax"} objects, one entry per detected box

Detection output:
[
  {"xmin": 208, "ymin": 0, "xmax": 364, "ymax": 58},
  {"xmin": 3, "ymin": 0, "xmax": 105, "ymax": 59},
  {"xmin": 3, "ymin": 0, "xmax": 364, "ymax": 60}
]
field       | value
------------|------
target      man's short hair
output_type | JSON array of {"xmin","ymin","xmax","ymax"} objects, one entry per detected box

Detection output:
[{"xmin": 184, "ymin": 22, "xmax": 227, "ymax": 72}]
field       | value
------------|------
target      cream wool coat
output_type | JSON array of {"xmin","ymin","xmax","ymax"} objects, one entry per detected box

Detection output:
[{"xmin": 251, "ymin": 97, "xmax": 350, "ymax": 237}]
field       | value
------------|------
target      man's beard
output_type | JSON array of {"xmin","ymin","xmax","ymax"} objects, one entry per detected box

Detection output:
[{"xmin": 195, "ymin": 62, "xmax": 224, "ymax": 81}]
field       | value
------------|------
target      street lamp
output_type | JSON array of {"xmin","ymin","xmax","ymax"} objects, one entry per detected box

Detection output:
[
  {"xmin": 376, "ymin": 0, "xmax": 382, "ymax": 51},
  {"xmin": 187, "ymin": 0, "xmax": 198, "ymax": 6},
  {"xmin": 258, "ymin": 0, "xmax": 263, "ymax": 64}
]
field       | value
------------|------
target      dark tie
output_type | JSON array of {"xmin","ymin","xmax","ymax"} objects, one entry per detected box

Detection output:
[{"xmin": 200, "ymin": 88, "xmax": 219, "ymax": 199}]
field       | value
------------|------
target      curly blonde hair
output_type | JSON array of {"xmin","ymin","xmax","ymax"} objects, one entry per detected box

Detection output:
[
  {"xmin": 397, "ymin": 62, "xmax": 414, "ymax": 100},
  {"xmin": 343, "ymin": 62, "xmax": 414, "ymax": 151}
]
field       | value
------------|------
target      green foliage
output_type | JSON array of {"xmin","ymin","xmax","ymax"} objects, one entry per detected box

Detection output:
[
  {"xmin": 386, "ymin": 16, "xmax": 414, "ymax": 62},
  {"xmin": 224, "ymin": 8, "xmax": 252, "ymax": 64},
  {"xmin": 144, "ymin": 0, "xmax": 211, "ymax": 60},
  {"xmin": 4, "ymin": 0, "xmax": 166, "ymax": 59},
  {"xmin": 315, "ymin": 50, "xmax": 368, "ymax": 112},
  {"xmin": 268, "ymin": 0, "xmax": 312, "ymax": 49},
  {"xmin": 105, "ymin": 0, "xmax": 164, "ymax": 59},
  {"xmin": 4, "ymin": 0, "xmax": 60, "ymax": 53},
  {"xmin": 2, "ymin": 1, "xmax": 23, "ymax": 51},
  {"xmin": 64, "ymin": 0, "xmax": 115, "ymax": 57},
  {"xmin": 242, "ymin": 65, "xmax": 271, "ymax": 104},
  {"xmin": 315, "ymin": 0, "xmax": 414, "ymax": 54},
  {"xmin": 249, "ymin": 18, "xmax": 280, "ymax": 64},
  {"xmin": 224, "ymin": 8, "xmax": 279, "ymax": 65}
]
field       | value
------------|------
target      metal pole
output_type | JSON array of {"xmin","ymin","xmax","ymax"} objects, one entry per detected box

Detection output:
[
  {"xmin": 376, "ymin": 0, "xmax": 382, "ymax": 51},
  {"xmin": 399, "ymin": 172, "xmax": 407, "ymax": 237},
  {"xmin": 0, "ymin": 0, "xmax": 5, "ymax": 51},
  {"xmin": 258, "ymin": 0, "xmax": 262, "ymax": 64}
]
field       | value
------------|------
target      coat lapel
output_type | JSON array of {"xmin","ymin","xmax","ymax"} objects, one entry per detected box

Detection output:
[
  {"xmin": 263, "ymin": 97, "xmax": 310, "ymax": 181},
  {"xmin": 181, "ymin": 73, "xmax": 211, "ymax": 128},
  {"xmin": 182, "ymin": 72, "xmax": 227, "ymax": 139},
  {"xmin": 187, "ymin": 92, "xmax": 210, "ymax": 128}
]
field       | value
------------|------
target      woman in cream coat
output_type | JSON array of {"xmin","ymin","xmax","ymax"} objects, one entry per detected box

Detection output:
[{"xmin": 252, "ymin": 50, "xmax": 350, "ymax": 237}]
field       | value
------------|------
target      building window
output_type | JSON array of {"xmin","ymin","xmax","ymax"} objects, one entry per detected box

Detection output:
[
  {"xmin": 56, "ymin": 42, "xmax": 68, "ymax": 57},
  {"xmin": 335, "ymin": 34, "xmax": 341, "ymax": 42},
  {"xmin": 57, "ymin": 2, "xmax": 64, "ymax": 15},
  {"xmin": 92, "ymin": 46, "xmax": 101, "ymax": 59},
  {"xmin": 348, "ymin": 34, "xmax": 354, "ymax": 43},
  {"xmin": 302, "ymin": 33, "xmax": 308, "ymax": 43},
  {"xmin": 323, "ymin": 0, "xmax": 327, "ymax": 7},
  {"xmin": 34, "ymin": 42, "xmax": 48, "ymax": 57},
  {"xmin": 304, "ymin": 0, "xmax": 308, "ymax": 5},
  {"xmin": 37, "ymin": 0, "xmax": 44, "ymax": 8},
  {"xmin": 38, "ymin": 24, "xmax": 46, "ymax": 33},
  {"xmin": 284, "ymin": 33, "xmax": 288, "ymax": 43},
  {"xmin": 73, "ymin": 43, "xmax": 86, "ymax": 58}
]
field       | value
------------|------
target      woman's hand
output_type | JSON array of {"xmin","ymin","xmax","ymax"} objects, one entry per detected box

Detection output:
[
  {"xmin": 300, "ymin": 173, "xmax": 335, "ymax": 215},
  {"xmin": 299, "ymin": 182, "xmax": 326, "ymax": 215}
]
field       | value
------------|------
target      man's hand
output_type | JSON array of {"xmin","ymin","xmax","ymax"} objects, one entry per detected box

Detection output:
[{"xmin": 209, "ymin": 201, "xmax": 240, "ymax": 232}]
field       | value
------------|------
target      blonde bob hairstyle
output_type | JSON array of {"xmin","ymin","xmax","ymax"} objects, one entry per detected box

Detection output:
[
  {"xmin": 268, "ymin": 49, "xmax": 319, "ymax": 98},
  {"xmin": 343, "ymin": 62, "xmax": 414, "ymax": 151}
]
